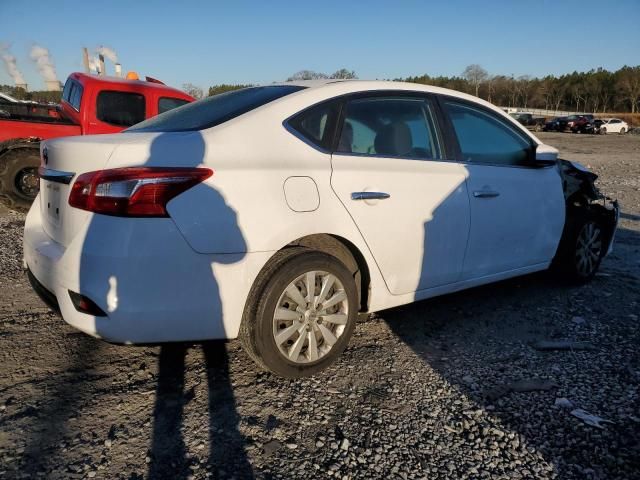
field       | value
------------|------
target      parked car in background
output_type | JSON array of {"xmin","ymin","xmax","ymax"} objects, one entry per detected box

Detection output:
[
  {"xmin": 571, "ymin": 115, "xmax": 596, "ymax": 134},
  {"xmin": 543, "ymin": 116, "xmax": 567, "ymax": 132},
  {"xmin": 24, "ymin": 80, "xmax": 619, "ymax": 377},
  {"xmin": 593, "ymin": 119, "xmax": 605, "ymax": 134},
  {"xmin": 509, "ymin": 112, "xmax": 545, "ymax": 131},
  {"xmin": 562, "ymin": 114, "xmax": 582, "ymax": 131},
  {"xmin": 599, "ymin": 118, "xmax": 629, "ymax": 134}
]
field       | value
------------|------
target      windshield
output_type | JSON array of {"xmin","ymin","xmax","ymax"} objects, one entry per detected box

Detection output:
[{"xmin": 127, "ymin": 85, "xmax": 305, "ymax": 132}]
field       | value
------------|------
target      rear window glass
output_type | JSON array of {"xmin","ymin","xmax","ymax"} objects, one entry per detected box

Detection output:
[
  {"xmin": 97, "ymin": 91, "xmax": 146, "ymax": 127},
  {"xmin": 158, "ymin": 97, "xmax": 190, "ymax": 114},
  {"xmin": 127, "ymin": 85, "xmax": 305, "ymax": 133}
]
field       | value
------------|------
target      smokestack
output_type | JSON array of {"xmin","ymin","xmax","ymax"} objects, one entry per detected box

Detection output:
[
  {"xmin": 82, "ymin": 48, "xmax": 90, "ymax": 73},
  {"xmin": 16, "ymin": 83, "xmax": 28, "ymax": 92},
  {"xmin": 114, "ymin": 63, "xmax": 122, "ymax": 77},
  {"xmin": 96, "ymin": 46, "xmax": 118, "ymax": 64},
  {"xmin": 0, "ymin": 43, "xmax": 27, "ymax": 87},
  {"xmin": 98, "ymin": 54, "xmax": 105, "ymax": 76}
]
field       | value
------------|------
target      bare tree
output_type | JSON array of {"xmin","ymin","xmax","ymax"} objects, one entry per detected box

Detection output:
[
  {"xmin": 462, "ymin": 64, "xmax": 488, "ymax": 97},
  {"xmin": 616, "ymin": 66, "xmax": 640, "ymax": 113},
  {"xmin": 287, "ymin": 70, "xmax": 329, "ymax": 81},
  {"xmin": 182, "ymin": 83, "xmax": 204, "ymax": 100},
  {"xmin": 330, "ymin": 68, "xmax": 357, "ymax": 79}
]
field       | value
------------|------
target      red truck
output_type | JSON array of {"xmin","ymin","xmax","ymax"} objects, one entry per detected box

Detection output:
[{"xmin": 0, "ymin": 72, "xmax": 194, "ymax": 210}]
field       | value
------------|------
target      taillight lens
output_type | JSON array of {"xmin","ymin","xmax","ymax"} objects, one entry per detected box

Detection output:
[{"xmin": 69, "ymin": 167, "xmax": 213, "ymax": 217}]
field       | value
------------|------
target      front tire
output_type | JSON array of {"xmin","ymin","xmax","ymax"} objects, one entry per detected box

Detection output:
[
  {"xmin": 552, "ymin": 208, "xmax": 605, "ymax": 283},
  {"xmin": 239, "ymin": 248, "xmax": 358, "ymax": 377},
  {"xmin": 601, "ymin": 127, "xmax": 607, "ymax": 135},
  {"xmin": 619, "ymin": 127, "xmax": 626, "ymax": 135}
]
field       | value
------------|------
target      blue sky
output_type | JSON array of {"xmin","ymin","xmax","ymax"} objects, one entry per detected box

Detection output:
[{"xmin": 1, "ymin": 0, "xmax": 639, "ymax": 91}]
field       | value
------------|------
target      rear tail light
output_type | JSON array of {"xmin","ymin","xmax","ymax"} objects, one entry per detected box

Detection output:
[{"xmin": 68, "ymin": 167, "xmax": 213, "ymax": 217}]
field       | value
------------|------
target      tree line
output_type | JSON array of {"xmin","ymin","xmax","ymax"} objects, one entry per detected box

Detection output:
[
  {"xmin": 3, "ymin": 65, "xmax": 639, "ymax": 113},
  {"xmin": 202, "ymin": 65, "xmax": 640, "ymax": 114},
  {"xmin": 404, "ymin": 65, "xmax": 640, "ymax": 113}
]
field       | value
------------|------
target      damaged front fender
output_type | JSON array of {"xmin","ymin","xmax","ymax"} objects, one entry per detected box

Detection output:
[{"xmin": 558, "ymin": 159, "xmax": 619, "ymax": 255}]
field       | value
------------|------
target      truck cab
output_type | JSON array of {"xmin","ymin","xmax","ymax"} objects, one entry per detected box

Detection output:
[
  {"xmin": 58, "ymin": 73, "xmax": 192, "ymax": 136},
  {"xmin": 0, "ymin": 73, "xmax": 194, "ymax": 210}
]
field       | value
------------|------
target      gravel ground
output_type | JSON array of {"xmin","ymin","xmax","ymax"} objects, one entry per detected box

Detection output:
[{"xmin": 0, "ymin": 132, "xmax": 639, "ymax": 479}]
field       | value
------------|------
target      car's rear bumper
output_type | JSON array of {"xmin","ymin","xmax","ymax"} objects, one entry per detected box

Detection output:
[{"xmin": 23, "ymin": 199, "xmax": 274, "ymax": 344}]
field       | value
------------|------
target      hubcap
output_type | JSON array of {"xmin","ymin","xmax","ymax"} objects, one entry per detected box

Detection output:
[
  {"xmin": 15, "ymin": 167, "xmax": 39, "ymax": 198},
  {"xmin": 272, "ymin": 270, "xmax": 349, "ymax": 364},
  {"xmin": 575, "ymin": 222, "xmax": 602, "ymax": 276}
]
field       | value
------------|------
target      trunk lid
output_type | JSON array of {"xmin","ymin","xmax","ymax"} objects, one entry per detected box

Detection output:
[{"xmin": 39, "ymin": 133, "xmax": 155, "ymax": 247}]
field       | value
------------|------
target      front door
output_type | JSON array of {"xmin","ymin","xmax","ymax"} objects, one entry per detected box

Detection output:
[{"xmin": 440, "ymin": 99, "xmax": 565, "ymax": 279}]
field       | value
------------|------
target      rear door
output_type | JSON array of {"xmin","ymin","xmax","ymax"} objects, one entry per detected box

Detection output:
[
  {"xmin": 330, "ymin": 94, "xmax": 470, "ymax": 295},
  {"xmin": 440, "ymin": 98, "xmax": 565, "ymax": 279}
]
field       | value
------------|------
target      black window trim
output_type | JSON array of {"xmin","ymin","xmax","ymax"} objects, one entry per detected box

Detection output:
[
  {"xmin": 284, "ymin": 90, "xmax": 453, "ymax": 162},
  {"xmin": 96, "ymin": 89, "xmax": 147, "ymax": 127},
  {"xmin": 436, "ymin": 94, "xmax": 541, "ymax": 170}
]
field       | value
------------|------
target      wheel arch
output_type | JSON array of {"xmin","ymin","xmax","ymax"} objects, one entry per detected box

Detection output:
[{"xmin": 283, "ymin": 233, "xmax": 371, "ymax": 313}]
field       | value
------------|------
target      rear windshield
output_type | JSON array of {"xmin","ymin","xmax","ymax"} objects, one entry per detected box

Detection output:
[{"xmin": 127, "ymin": 85, "xmax": 305, "ymax": 132}]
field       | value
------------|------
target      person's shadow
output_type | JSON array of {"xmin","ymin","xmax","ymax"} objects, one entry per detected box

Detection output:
[{"xmin": 76, "ymin": 131, "xmax": 254, "ymax": 478}]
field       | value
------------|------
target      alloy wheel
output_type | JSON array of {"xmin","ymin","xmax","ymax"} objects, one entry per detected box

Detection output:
[
  {"xmin": 272, "ymin": 270, "xmax": 349, "ymax": 364},
  {"xmin": 575, "ymin": 222, "xmax": 602, "ymax": 277}
]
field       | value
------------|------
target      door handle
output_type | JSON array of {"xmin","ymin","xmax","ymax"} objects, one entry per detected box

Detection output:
[
  {"xmin": 351, "ymin": 192, "xmax": 391, "ymax": 201},
  {"xmin": 473, "ymin": 190, "xmax": 500, "ymax": 198}
]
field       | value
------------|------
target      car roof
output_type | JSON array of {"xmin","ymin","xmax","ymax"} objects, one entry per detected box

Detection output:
[{"xmin": 260, "ymin": 79, "xmax": 541, "ymax": 144}]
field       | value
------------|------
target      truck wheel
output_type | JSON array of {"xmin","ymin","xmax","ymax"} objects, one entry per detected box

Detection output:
[
  {"xmin": 535, "ymin": 124, "xmax": 542, "ymax": 132},
  {"xmin": 239, "ymin": 247, "xmax": 358, "ymax": 378},
  {"xmin": 551, "ymin": 208, "xmax": 605, "ymax": 284},
  {"xmin": 0, "ymin": 148, "xmax": 40, "ymax": 212}
]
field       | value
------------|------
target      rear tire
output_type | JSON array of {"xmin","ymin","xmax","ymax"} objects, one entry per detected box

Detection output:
[
  {"xmin": 552, "ymin": 208, "xmax": 605, "ymax": 284},
  {"xmin": 0, "ymin": 148, "xmax": 40, "ymax": 212},
  {"xmin": 239, "ymin": 247, "xmax": 358, "ymax": 378}
]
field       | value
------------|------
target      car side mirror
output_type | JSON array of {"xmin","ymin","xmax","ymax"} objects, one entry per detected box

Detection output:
[{"xmin": 534, "ymin": 143, "xmax": 558, "ymax": 166}]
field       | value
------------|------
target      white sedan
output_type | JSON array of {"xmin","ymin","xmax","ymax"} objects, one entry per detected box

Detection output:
[
  {"xmin": 24, "ymin": 81, "xmax": 618, "ymax": 377},
  {"xmin": 599, "ymin": 118, "xmax": 629, "ymax": 134}
]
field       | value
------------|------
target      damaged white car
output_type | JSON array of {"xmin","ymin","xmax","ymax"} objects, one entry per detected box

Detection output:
[{"xmin": 24, "ymin": 81, "xmax": 619, "ymax": 377}]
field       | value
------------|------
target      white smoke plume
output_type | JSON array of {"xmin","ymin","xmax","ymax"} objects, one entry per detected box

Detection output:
[
  {"xmin": 96, "ymin": 46, "xmax": 118, "ymax": 64},
  {"xmin": 0, "ymin": 43, "xmax": 26, "ymax": 86},
  {"xmin": 88, "ymin": 55, "xmax": 100, "ymax": 74},
  {"xmin": 29, "ymin": 44, "xmax": 58, "ymax": 82}
]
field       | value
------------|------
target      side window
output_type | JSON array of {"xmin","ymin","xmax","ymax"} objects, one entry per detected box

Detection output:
[
  {"xmin": 62, "ymin": 80, "xmax": 83, "ymax": 111},
  {"xmin": 443, "ymin": 101, "xmax": 532, "ymax": 166},
  {"xmin": 288, "ymin": 101, "xmax": 338, "ymax": 150},
  {"xmin": 336, "ymin": 97, "xmax": 440, "ymax": 159},
  {"xmin": 70, "ymin": 83, "xmax": 83, "ymax": 111},
  {"xmin": 62, "ymin": 80, "xmax": 73, "ymax": 102},
  {"xmin": 158, "ymin": 97, "xmax": 190, "ymax": 114},
  {"xmin": 97, "ymin": 91, "xmax": 146, "ymax": 127}
]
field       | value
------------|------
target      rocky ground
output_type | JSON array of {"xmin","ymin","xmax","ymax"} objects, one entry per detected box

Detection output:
[{"xmin": 0, "ymin": 132, "xmax": 639, "ymax": 479}]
